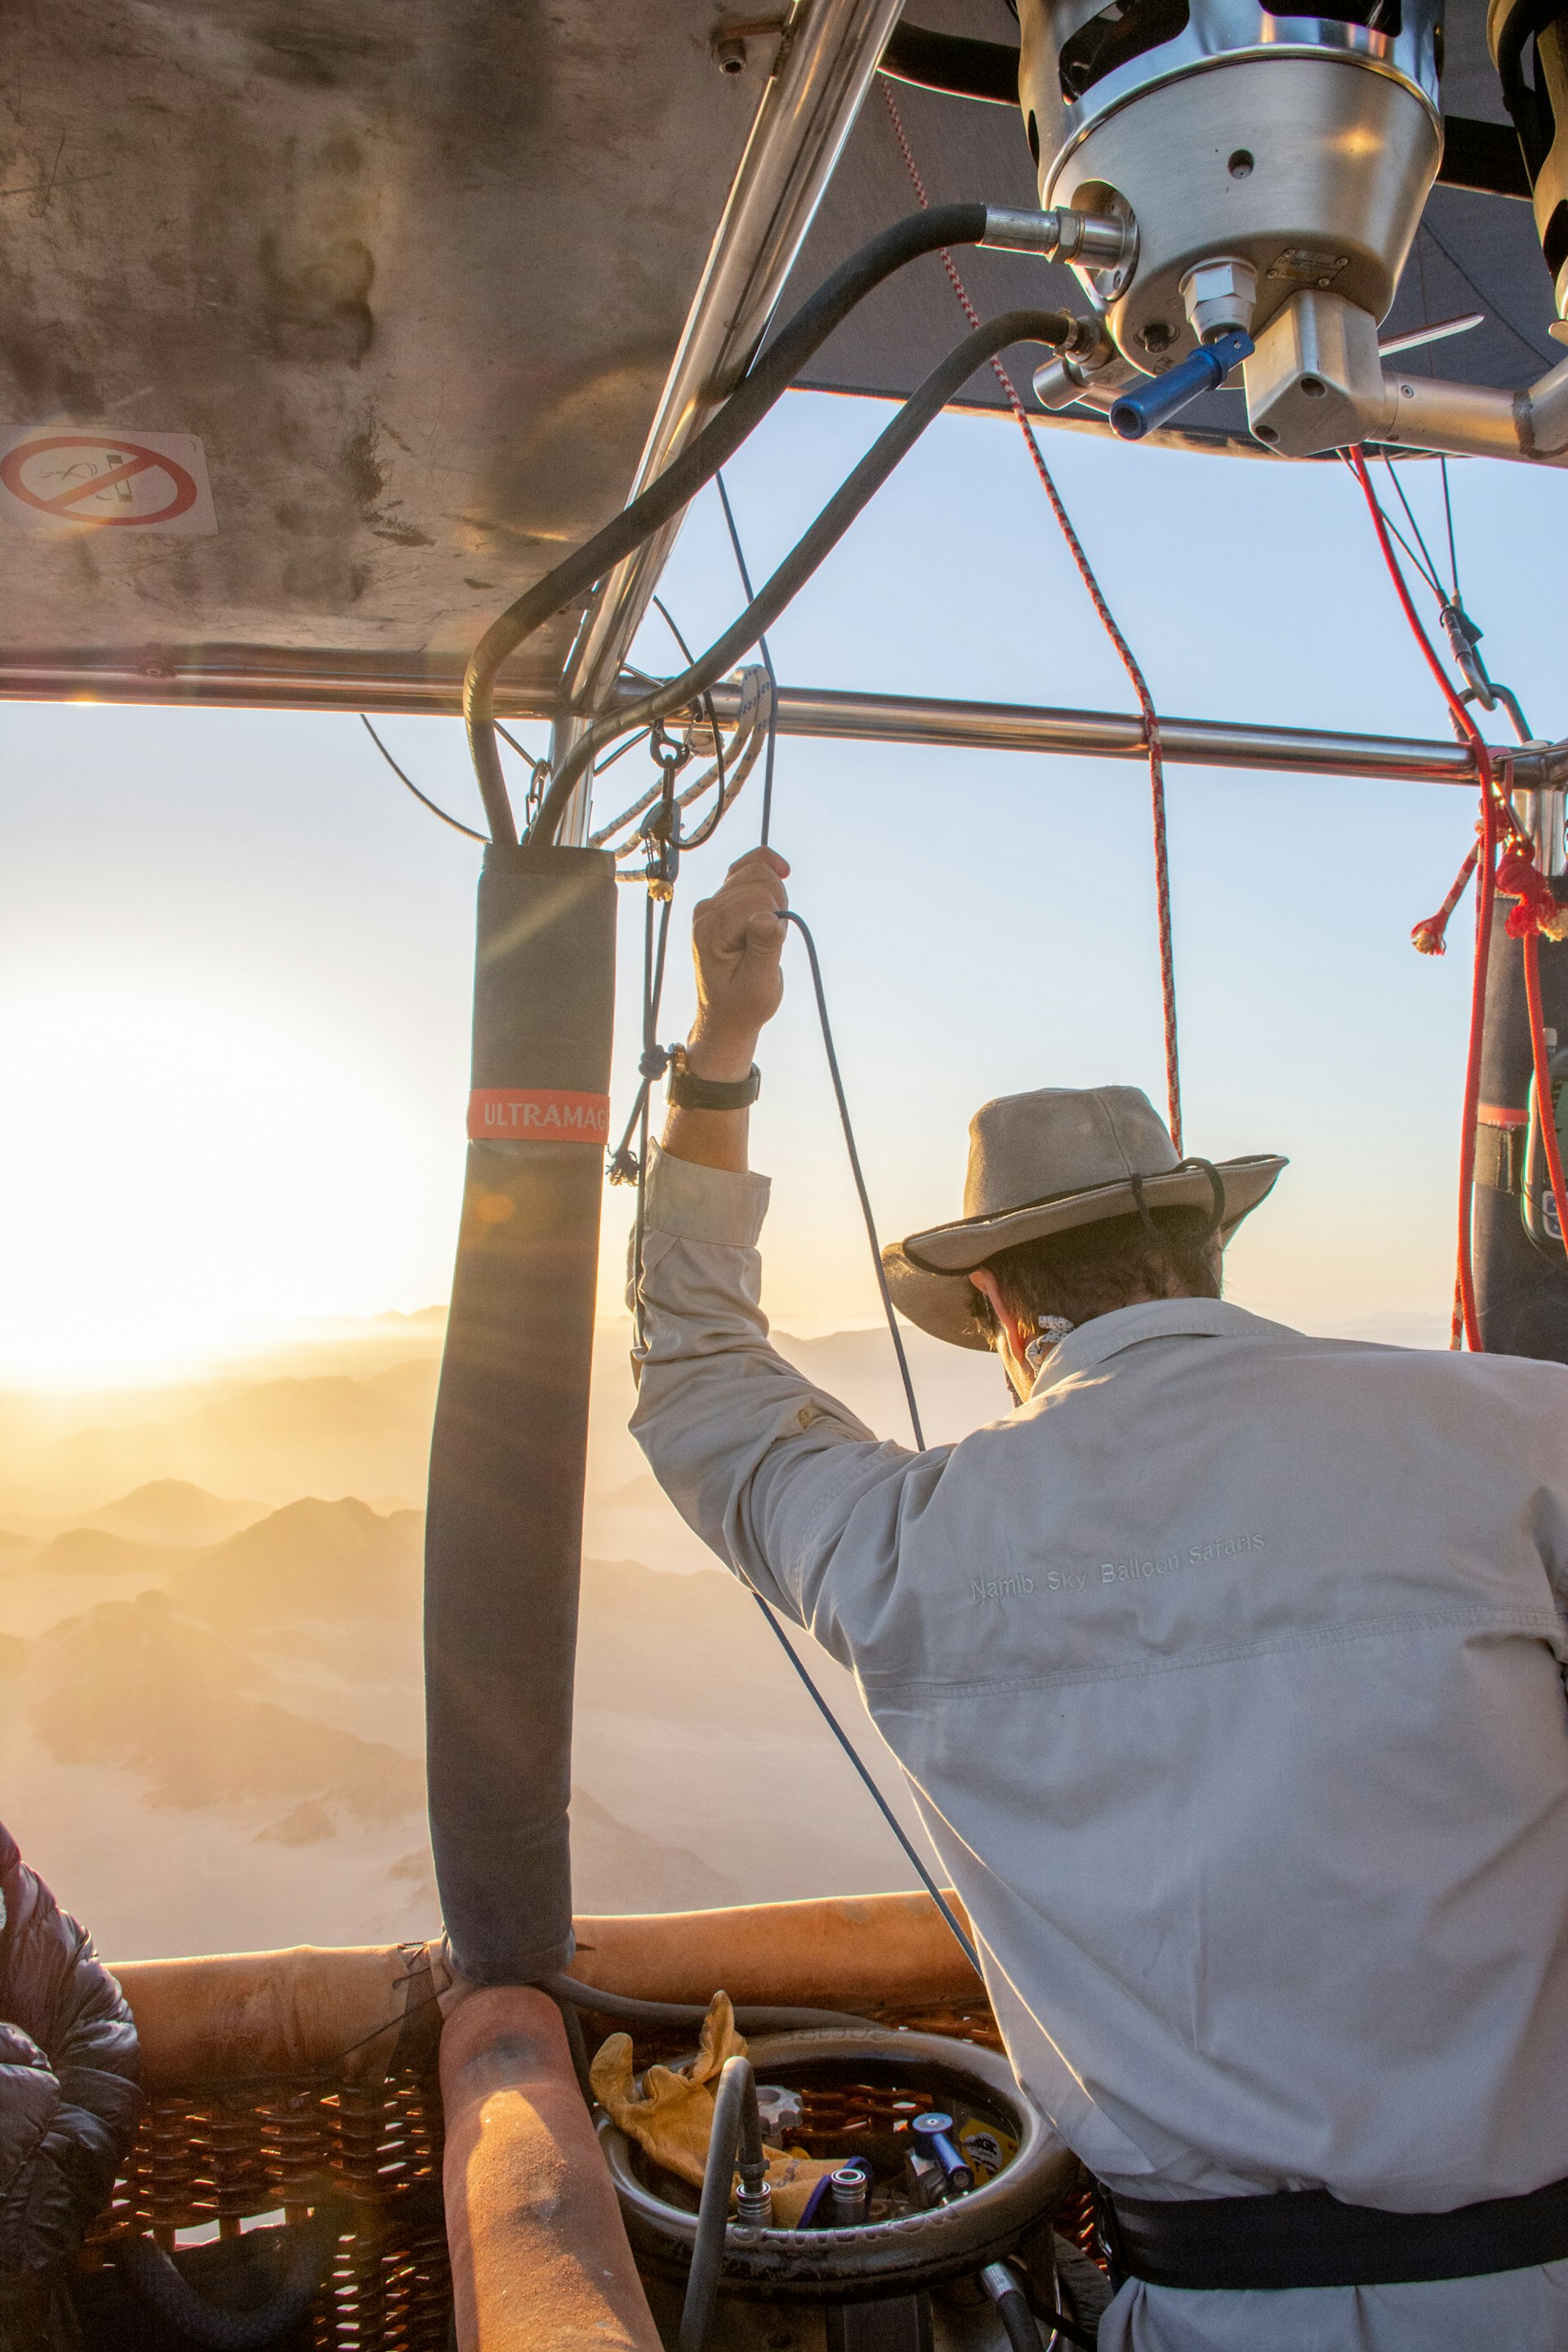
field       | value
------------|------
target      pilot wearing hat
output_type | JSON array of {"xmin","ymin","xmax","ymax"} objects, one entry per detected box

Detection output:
[{"xmin": 630, "ymin": 848, "xmax": 1568, "ymax": 2352}]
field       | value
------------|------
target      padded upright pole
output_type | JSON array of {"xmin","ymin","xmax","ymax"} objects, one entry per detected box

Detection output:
[
  {"xmin": 1474, "ymin": 922, "xmax": 1568, "ymax": 1361},
  {"xmin": 425, "ymin": 843, "xmax": 617, "ymax": 1984},
  {"xmin": 442, "ymin": 1989, "xmax": 663, "ymax": 2352}
]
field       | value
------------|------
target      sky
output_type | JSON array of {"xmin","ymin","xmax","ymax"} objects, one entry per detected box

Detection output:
[{"xmin": 0, "ymin": 389, "xmax": 1561, "ymax": 1384}]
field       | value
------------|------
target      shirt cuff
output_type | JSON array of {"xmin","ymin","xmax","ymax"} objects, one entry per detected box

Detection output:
[{"xmin": 644, "ymin": 1142, "xmax": 770, "ymax": 1247}]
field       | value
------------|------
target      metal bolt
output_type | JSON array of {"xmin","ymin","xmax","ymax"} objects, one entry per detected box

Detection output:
[
  {"xmin": 829, "ymin": 2166, "xmax": 869, "ymax": 2225},
  {"xmin": 735, "ymin": 2176, "xmax": 773, "ymax": 2225},
  {"xmin": 1227, "ymin": 149, "xmax": 1254, "ymax": 178},
  {"xmin": 711, "ymin": 33, "xmax": 747, "ymax": 71}
]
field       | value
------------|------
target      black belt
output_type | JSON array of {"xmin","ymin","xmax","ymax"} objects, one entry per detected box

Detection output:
[{"xmin": 1101, "ymin": 2176, "xmax": 1568, "ymax": 2292}]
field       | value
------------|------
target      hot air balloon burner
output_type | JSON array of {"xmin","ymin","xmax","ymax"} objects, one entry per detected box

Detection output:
[{"xmin": 1014, "ymin": 0, "xmax": 1443, "ymax": 379}]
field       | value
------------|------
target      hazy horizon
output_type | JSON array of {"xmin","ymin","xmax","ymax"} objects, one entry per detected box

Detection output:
[{"xmin": 0, "ymin": 1308, "xmax": 1008, "ymax": 1961}]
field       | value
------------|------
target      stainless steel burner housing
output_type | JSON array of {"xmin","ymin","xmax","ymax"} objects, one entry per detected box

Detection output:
[{"xmin": 1017, "ymin": 0, "xmax": 1444, "ymax": 372}]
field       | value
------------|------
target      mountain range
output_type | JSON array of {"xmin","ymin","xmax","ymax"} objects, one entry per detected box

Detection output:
[
  {"xmin": 0, "ymin": 1312, "xmax": 982, "ymax": 1958},
  {"xmin": 2, "ymin": 1504, "xmax": 938, "ymax": 1959}
]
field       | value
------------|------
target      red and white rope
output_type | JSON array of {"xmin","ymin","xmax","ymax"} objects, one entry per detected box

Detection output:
[
  {"xmin": 880, "ymin": 84, "xmax": 1183, "ymax": 1151},
  {"xmin": 1348, "ymin": 446, "xmax": 1568, "ymax": 1349}
]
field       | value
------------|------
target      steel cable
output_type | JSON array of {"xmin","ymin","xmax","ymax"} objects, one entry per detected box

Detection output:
[{"xmin": 715, "ymin": 470, "xmax": 780, "ymax": 848}]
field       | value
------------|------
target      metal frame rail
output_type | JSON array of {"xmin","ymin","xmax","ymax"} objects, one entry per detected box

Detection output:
[{"xmin": 0, "ymin": 654, "xmax": 1499, "ymax": 785}]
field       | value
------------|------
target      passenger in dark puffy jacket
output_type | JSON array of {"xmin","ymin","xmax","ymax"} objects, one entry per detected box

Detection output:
[{"xmin": 0, "ymin": 1823, "xmax": 140, "ymax": 2349}]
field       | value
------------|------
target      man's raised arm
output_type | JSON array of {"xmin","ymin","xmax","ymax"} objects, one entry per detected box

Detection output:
[{"xmin": 628, "ymin": 850, "xmax": 943, "ymax": 1655}]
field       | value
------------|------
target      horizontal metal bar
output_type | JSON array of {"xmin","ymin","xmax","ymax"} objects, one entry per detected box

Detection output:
[
  {"xmin": 0, "ymin": 653, "xmax": 1477, "ymax": 783},
  {"xmin": 0, "ymin": 652, "xmax": 561, "ymax": 721},
  {"xmin": 700, "ymin": 679, "xmax": 1477, "ymax": 783}
]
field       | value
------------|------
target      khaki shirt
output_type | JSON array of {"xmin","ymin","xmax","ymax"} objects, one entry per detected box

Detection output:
[{"xmin": 630, "ymin": 1146, "xmax": 1568, "ymax": 2350}]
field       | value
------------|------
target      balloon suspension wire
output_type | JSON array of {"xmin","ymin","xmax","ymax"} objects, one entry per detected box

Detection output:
[{"xmin": 715, "ymin": 470, "xmax": 781, "ymax": 849}]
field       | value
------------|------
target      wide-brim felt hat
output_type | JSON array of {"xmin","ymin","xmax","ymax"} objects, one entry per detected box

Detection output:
[{"xmin": 882, "ymin": 1085, "xmax": 1286, "ymax": 1351}]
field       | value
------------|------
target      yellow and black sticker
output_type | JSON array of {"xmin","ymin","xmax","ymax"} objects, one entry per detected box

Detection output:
[{"xmin": 956, "ymin": 2118, "xmax": 1017, "ymax": 2180}]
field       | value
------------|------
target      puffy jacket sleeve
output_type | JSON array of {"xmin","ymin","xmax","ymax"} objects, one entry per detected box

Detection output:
[{"xmin": 0, "ymin": 1822, "xmax": 140, "ymax": 2289}]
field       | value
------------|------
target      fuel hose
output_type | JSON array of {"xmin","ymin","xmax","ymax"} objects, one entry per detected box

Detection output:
[
  {"xmin": 528, "ymin": 305, "xmax": 1080, "ymax": 844},
  {"xmin": 463, "ymin": 205, "xmax": 1090, "ymax": 842},
  {"xmin": 543, "ymin": 1973, "xmax": 875, "ymax": 2034},
  {"xmin": 679, "ymin": 2056, "xmax": 768, "ymax": 2352}
]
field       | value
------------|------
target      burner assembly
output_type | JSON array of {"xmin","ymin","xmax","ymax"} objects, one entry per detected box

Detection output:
[
  {"xmin": 597, "ymin": 2028, "xmax": 1081, "ymax": 2346},
  {"xmin": 1018, "ymin": 0, "xmax": 1568, "ymax": 457}
]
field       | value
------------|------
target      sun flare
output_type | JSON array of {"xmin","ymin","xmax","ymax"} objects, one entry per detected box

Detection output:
[{"xmin": 0, "ymin": 981, "xmax": 448, "ymax": 1385}]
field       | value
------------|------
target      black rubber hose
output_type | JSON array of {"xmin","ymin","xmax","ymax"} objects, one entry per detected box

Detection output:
[
  {"xmin": 543, "ymin": 1972, "xmax": 875, "ymax": 2034},
  {"xmin": 882, "ymin": 22, "xmax": 1019, "ymax": 104},
  {"xmin": 463, "ymin": 203, "xmax": 991, "ymax": 843},
  {"xmin": 679, "ymin": 2055, "xmax": 761, "ymax": 2352},
  {"xmin": 114, "ymin": 2197, "xmax": 351, "ymax": 2350},
  {"xmin": 1016, "ymin": 2256, "xmax": 1105, "ymax": 2351},
  {"xmin": 993, "ymin": 2278, "xmax": 1045, "ymax": 2352},
  {"xmin": 542, "ymin": 1978, "xmax": 596, "ymax": 2105},
  {"xmin": 529, "ymin": 303, "xmax": 1078, "ymax": 843}
]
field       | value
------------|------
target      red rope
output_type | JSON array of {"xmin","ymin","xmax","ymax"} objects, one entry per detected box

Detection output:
[
  {"xmin": 1348, "ymin": 448, "xmax": 1527, "ymax": 1352},
  {"xmin": 1410, "ymin": 840, "xmax": 1478, "ymax": 958},
  {"xmin": 880, "ymin": 85, "xmax": 1183, "ymax": 1152}
]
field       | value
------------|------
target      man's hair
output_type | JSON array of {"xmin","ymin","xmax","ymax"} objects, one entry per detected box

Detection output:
[{"xmin": 966, "ymin": 1208, "xmax": 1222, "ymax": 1346}]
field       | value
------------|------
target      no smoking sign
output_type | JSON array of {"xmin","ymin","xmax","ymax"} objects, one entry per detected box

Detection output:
[{"xmin": 0, "ymin": 429, "xmax": 216, "ymax": 535}]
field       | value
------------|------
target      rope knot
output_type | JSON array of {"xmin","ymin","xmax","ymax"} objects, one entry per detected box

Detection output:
[
  {"xmin": 639, "ymin": 1045, "xmax": 671, "ymax": 1081},
  {"xmin": 1496, "ymin": 844, "xmax": 1568, "ymax": 942},
  {"xmin": 1410, "ymin": 839, "xmax": 1480, "ymax": 957}
]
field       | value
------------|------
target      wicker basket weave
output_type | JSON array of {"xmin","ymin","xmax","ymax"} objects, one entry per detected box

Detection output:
[
  {"xmin": 79, "ymin": 1944, "xmax": 1102, "ymax": 2347},
  {"xmin": 83, "ymin": 2069, "xmax": 450, "ymax": 2351}
]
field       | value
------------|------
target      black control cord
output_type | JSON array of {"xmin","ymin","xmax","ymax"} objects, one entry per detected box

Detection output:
[
  {"xmin": 751, "ymin": 1597, "xmax": 979, "ymax": 1976},
  {"xmin": 785, "ymin": 912, "xmax": 925, "ymax": 1449},
  {"xmin": 624, "ymin": 875, "xmax": 979, "ymax": 1977},
  {"xmin": 360, "ymin": 715, "xmax": 487, "ymax": 842}
]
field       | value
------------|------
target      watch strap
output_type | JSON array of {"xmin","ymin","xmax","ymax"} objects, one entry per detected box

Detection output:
[{"xmin": 667, "ymin": 1053, "xmax": 761, "ymax": 1110}]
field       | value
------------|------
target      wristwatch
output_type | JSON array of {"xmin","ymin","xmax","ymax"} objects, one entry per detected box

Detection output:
[{"xmin": 666, "ymin": 1045, "xmax": 761, "ymax": 1110}]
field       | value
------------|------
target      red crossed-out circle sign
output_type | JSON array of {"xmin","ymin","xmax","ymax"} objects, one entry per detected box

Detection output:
[{"xmin": 0, "ymin": 434, "xmax": 199, "ymax": 526}]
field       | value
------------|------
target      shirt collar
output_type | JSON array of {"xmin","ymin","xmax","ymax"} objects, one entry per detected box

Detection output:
[{"xmin": 1027, "ymin": 1297, "xmax": 1298, "ymax": 1400}]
